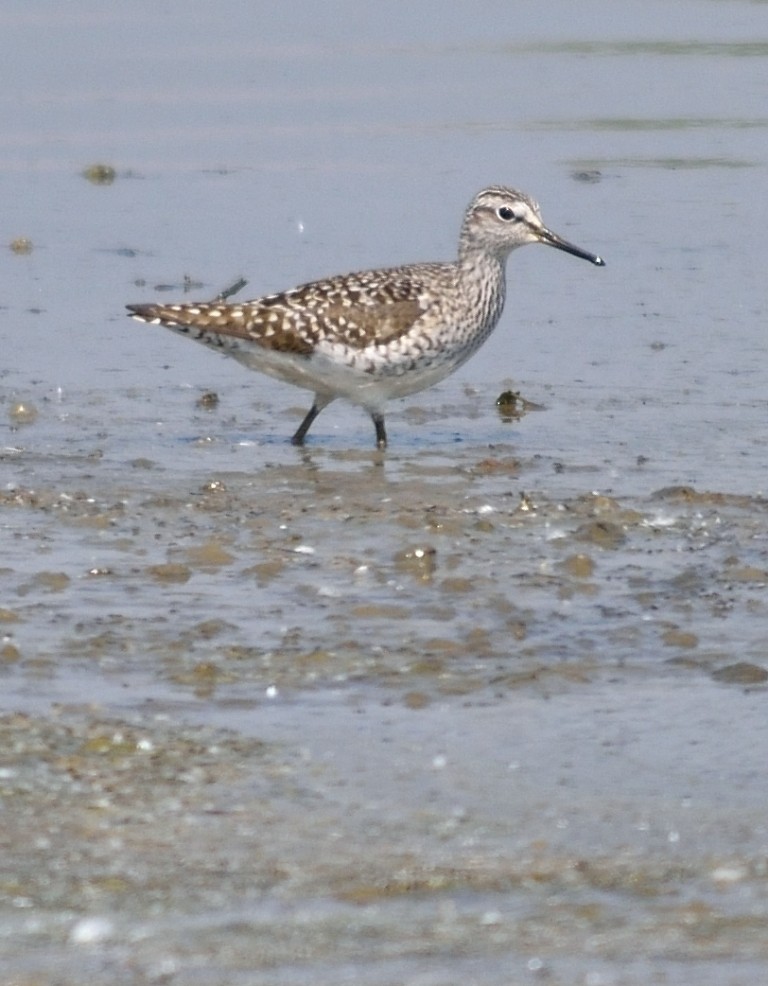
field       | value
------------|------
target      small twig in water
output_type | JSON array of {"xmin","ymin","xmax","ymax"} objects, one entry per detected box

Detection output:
[{"xmin": 214, "ymin": 277, "xmax": 248, "ymax": 302}]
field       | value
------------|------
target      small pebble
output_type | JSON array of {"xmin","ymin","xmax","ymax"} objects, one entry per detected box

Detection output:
[
  {"xmin": 9, "ymin": 402, "xmax": 38, "ymax": 425},
  {"xmin": 82, "ymin": 163, "xmax": 116, "ymax": 185},
  {"xmin": 69, "ymin": 916, "xmax": 115, "ymax": 944},
  {"xmin": 9, "ymin": 237, "xmax": 33, "ymax": 254}
]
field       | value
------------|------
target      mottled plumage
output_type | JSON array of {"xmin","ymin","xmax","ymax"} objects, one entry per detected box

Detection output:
[{"xmin": 128, "ymin": 186, "xmax": 604, "ymax": 448}]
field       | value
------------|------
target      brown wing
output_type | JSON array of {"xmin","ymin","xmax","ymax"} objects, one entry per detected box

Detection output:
[
  {"xmin": 127, "ymin": 262, "xmax": 448, "ymax": 355},
  {"xmin": 303, "ymin": 297, "xmax": 427, "ymax": 348},
  {"xmin": 126, "ymin": 301, "xmax": 316, "ymax": 355}
]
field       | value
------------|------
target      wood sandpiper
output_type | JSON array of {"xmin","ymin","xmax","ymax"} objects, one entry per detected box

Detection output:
[{"xmin": 127, "ymin": 186, "xmax": 604, "ymax": 448}]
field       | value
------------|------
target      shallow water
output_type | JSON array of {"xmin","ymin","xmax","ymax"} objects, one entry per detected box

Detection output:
[{"xmin": 2, "ymin": 2, "xmax": 768, "ymax": 984}]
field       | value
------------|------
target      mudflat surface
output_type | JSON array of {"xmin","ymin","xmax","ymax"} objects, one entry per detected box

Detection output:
[{"xmin": 2, "ymin": 2, "xmax": 768, "ymax": 984}]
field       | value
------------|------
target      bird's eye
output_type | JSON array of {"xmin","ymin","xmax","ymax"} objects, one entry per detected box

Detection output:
[{"xmin": 497, "ymin": 206, "xmax": 517, "ymax": 222}]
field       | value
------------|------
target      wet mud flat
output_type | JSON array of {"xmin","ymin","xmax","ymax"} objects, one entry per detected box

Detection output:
[{"xmin": 2, "ymin": 387, "xmax": 768, "ymax": 985}]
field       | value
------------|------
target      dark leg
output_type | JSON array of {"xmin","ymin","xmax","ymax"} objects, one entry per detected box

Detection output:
[
  {"xmin": 291, "ymin": 402, "xmax": 324, "ymax": 445},
  {"xmin": 372, "ymin": 413, "xmax": 387, "ymax": 449}
]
